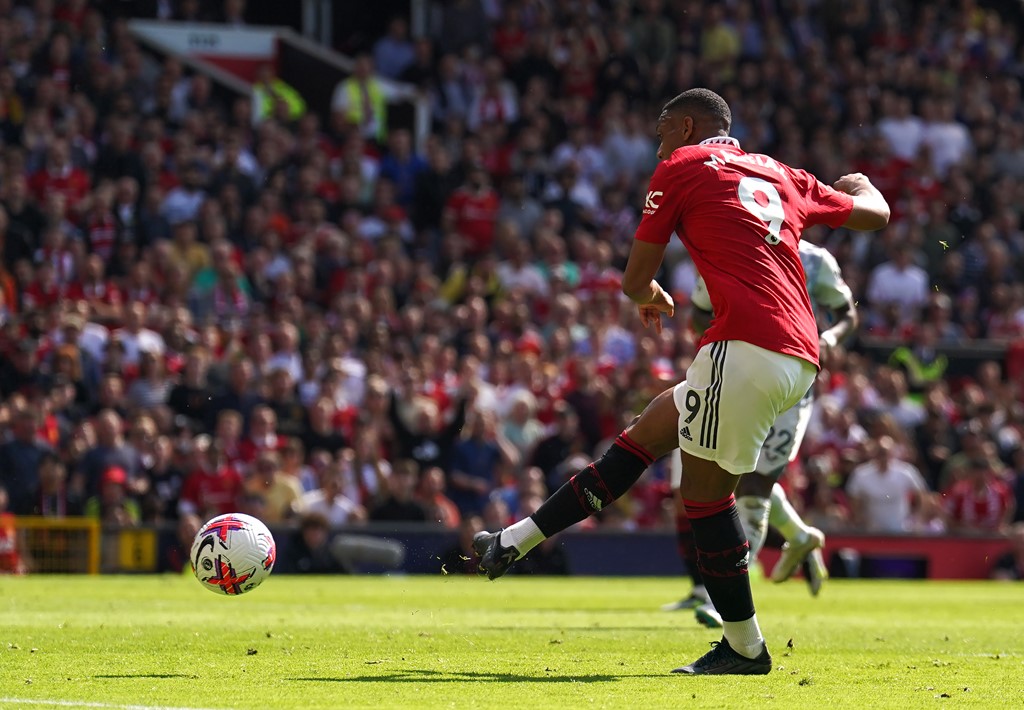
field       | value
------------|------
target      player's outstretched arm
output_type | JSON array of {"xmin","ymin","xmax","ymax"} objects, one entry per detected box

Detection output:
[{"xmin": 833, "ymin": 173, "xmax": 890, "ymax": 231}]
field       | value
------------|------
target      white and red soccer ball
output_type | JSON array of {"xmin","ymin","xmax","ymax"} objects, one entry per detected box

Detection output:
[{"xmin": 191, "ymin": 513, "xmax": 276, "ymax": 596}]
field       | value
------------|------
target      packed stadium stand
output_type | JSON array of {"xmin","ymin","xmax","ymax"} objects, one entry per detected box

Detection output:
[{"xmin": 0, "ymin": 0, "xmax": 1022, "ymax": 577}]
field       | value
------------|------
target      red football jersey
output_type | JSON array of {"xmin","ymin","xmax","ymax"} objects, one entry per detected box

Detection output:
[
  {"xmin": 180, "ymin": 467, "xmax": 244, "ymax": 517},
  {"xmin": 944, "ymin": 478, "xmax": 1014, "ymax": 531},
  {"xmin": 634, "ymin": 137, "xmax": 853, "ymax": 366},
  {"xmin": 445, "ymin": 188, "xmax": 500, "ymax": 257}
]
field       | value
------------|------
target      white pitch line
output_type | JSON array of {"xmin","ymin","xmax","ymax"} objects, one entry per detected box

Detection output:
[{"xmin": 0, "ymin": 699, "xmax": 228, "ymax": 710}]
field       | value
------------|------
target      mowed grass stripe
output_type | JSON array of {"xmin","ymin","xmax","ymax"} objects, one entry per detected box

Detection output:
[{"xmin": 0, "ymin": 576, "xmax": 1022, "ymax": 709}]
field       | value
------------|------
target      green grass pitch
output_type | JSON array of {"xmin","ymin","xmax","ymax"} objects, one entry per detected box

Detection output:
[{"xmin": 1, "ymin": 574, "xmax": 1022, "ymax": 709}]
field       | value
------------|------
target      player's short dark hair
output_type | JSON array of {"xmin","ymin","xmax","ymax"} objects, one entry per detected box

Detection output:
[{"xmin": 663, "ymin": 88, "xmax": 732, "ymax": 132}]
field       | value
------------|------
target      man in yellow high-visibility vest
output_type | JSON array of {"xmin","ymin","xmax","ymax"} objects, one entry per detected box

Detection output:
[
  {"xmin": 252, "ymin": 63, "xmax": 306, "ymax": 124},
  {"xmin": 331, "ymin": 53, "xmax": 416, "ymax": 145}
]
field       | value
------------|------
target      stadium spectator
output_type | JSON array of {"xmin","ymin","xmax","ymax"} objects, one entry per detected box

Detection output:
[
  {"xmin": 282, "ymin": 511, "xmax": 351, "ymax": 574},
  {"xmin": 207, "ymin": 357, "xmax": 262, "ymax": 430},
  {"xmin": 167, "ymin": 345, "xmax": 212, "ymax": 428},
  {"xmin": 177, "ymin": 435, "xmax": 243, "ymax": 520},
  {"xmin": 442, "ymin": 163, "xmax": 500, "ymax": 258},
  {"xmin": 847, "ymin": 437, "xmax": 929, "ymax": 533},
  {"xmin": 251, "ymin": 63, "xmax": 306, "ymax": 125},
  {"xmin": 0, "ymin": 0, "xmax": 1021, "ymax": 570},
  {"xmin": 139, "ymin": 435, "xmax": 183, "ymax": 523},
  {"xmin": 244, "ymin": 450, "xmax": 302, "ymax": 524},
  {"xmin": 500, "ymin": 391, "xmax": 545, "ymax": 464},
  {"xmin": 301, "ymin": 396, "xmax": 347, "ymax": 456},
  {"xmin": 373, "ymin": 16, "xmax": 416, "ymax": 81},
  {"xmin": 448, "ymin": 409, "xmax": 519, "ymax": 516},
  {"xmin": 0, "ymin": 486, "xmax": 27, "ymax": 574},
  {"xmin": 368, "ymin": 459, "xmax": 428, "ymax": 522},
  {"xmin": 0, "ymin": 407, "xmax": 50, "ymax": 514},
  {"xmin": 331, "ymin": 53, "xmax": 410, "ymax": 145},
  {"xmin": 29, "ymin": 139, "xmax": 91, "ymax": 214},
  {"xmin": 279, "ymin": 438, "xmax": 316, "ymax": 493},
  {"xmin": 943, "ymin": 458, "xmax": 1016, "ymax": 533},
  {"xmin": 0, "ymin": 339, "xmax": 46, "ymax": 399},
  {"xmin": 239, "ymin": 405, "xmax": 285, "ymax": 464},
  {"xmin": 339, "ymin": 430, "xmax": 390, "ymax": 507},
  {"xmin": 160, "ymin": 161, "xmax": 206, "ymax": 226},
  {"xmin": 74, "ymin": 408, "xmax": 136, "ymax": 500},
  {"xmin": 530, "ymin": 402, "xmax": 587, "ymax": 492},
  {"xmin": 83, "ymin": 465, "xmax": 141, "ymax": 526},
  {"xmin": 865, "ymin": 244, "xmax": 929, "ymax": 330},
  {"xmin": 416, "ymin": 465, "xmax": 461, "ymax": 528},
  {"xmin": 114, "ymin": 301, "xmax": 164, "ymax": 367},
  {"xmin": 126, "ymin": 349, "xmax": 172, "ymax": 411},
  {"xmin": 159, "ymin": 512, "xmax": 201, "ymax": 573},
  {"xmin": 293, "ymin": 466, "xmax": 365, "ymax": 527},
  {"xmin": 36, "ymin": 452, "xmax": 71, "ymax": 517},
  {"xmin": 388, "ymin": 384, "xmax": 468, "ymax": 473}
]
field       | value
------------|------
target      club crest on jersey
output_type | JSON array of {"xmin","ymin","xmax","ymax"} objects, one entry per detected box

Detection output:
[{"xmin": 643, "ymin": 191, "xmax": 663, "ymax": 214}]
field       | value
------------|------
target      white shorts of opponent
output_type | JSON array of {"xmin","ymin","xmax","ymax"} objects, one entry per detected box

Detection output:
[
  {"xmin": 753, "ymin": 388, "xmax": 814, "ymax": 478},
  {"xmin": 670, "ymin": 340, "xmax": 816, "ymax": 478}
]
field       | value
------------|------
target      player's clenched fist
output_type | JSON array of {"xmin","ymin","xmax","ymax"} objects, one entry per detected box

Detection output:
[{"xmin": 832, "ymin": 173, "xmax": 872, "ymax": 195}]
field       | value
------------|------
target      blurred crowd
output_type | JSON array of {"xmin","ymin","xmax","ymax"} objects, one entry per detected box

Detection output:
[{"xmin": 0, "ymin": 0, "xmax": 1022, "ymax": 563}]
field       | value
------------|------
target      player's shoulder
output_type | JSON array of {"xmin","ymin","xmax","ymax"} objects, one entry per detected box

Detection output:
[{"xmin": 658, "ymin": 143, "xmax": 733, "ymax": 173}]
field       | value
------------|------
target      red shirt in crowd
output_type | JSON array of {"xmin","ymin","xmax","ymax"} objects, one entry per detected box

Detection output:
[
  {"xmin": 944, "ymin": 476, "xmax": 1014, "ymax": 531},
  {"xmin": 634, "ymin": 136, "xmax": 853, "ymax": 367},
  {"xmin": 238, "ymin": 434, "xmax": 286, "ymax": 464},
  {"xmin": 492, "ymin": 26, "xmax": 527, "ymax": 66},
  {"xmin": 179, "ymin": 466, "xmax": 244, "ymax": 517},
  {"xmin": 445, "ymin": 187, "xmax": 499, "ymax": 257},
  {"xmin": 65, "ymin": 280, "xmax": 123, "ymax": 308},
  {"xmin": 22, "ymin": 281, "xmax": 65, "ymax": 310},
  {"xmin": 85, "ymin": 212, "xmax": 118, "ymax": 260},
  {"xmin": 0, "ymin": 512, "xmax": 24, "ymax": 573},
  {"xmin": 29, "ymin": 165, "xmax": 91, "ymax": 209}
]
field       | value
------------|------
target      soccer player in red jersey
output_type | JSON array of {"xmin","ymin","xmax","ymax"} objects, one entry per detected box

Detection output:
[{"xmin": 473, "ymin": 89, "xmax": 890, "ymax": 674}]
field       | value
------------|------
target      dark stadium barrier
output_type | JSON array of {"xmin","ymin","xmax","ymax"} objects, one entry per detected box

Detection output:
[{"xmin": 66, "ymin": 523, "xmax": 1015, "ymax": 580}]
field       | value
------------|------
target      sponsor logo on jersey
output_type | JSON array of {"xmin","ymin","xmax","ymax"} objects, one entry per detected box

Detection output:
[
  {"xmin": 584, "ymin": 488, "xmax": 603, "ymax": 512},
  {"xmin": 679, "ymin": 426, "xmax": 693, "ymax": 441},
  {"xmin": 643, "ymin": 190, "xmax": 663, "ymax": 214}
]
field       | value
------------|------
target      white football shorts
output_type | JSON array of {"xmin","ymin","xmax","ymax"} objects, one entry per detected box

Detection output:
[
  {"xmin": 672, "ymin": 340, "xmax": 816, "ymax": 476},
  {"xmin": 753, "ymin": 388, "xmax": 814, "ymax": 477}
]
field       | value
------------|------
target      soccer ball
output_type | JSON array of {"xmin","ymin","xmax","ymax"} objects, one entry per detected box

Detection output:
[{"xmin": 191, "ymin": 513, "xmax": 276, "ymax": 596}]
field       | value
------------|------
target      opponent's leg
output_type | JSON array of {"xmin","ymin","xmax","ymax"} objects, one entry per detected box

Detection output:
[
  {"xmin": 475, "ymin": 388, "xmax": 680, "ymax": 579},
  {"xmin": 735, "ymin": 471, "xmax": 775, "ymax": 564},
  {"xmin": 662, "ymin": 456, "xmax": 708, "ymax": 611},
  {"xmin": 769, "ymin": 482, "xmax": 827, "ymax": 593}
]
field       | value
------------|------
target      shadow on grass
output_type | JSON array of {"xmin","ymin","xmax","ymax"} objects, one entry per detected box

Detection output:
[
  {"xmin": 95, "ymin": 673, "xmax": 198, "ymax": 679},
  {"xmin": 288, "ymin": 669, "xmax": 656, "ymax": 684},
  {"xmin": 484, "ymin": 626, "xmax": 684, "ymax": 633}
]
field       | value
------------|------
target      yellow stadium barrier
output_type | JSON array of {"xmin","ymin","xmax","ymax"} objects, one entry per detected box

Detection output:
[{"xmin": 13, "ymin": 517, "xmax": 101, "ymax": 574}]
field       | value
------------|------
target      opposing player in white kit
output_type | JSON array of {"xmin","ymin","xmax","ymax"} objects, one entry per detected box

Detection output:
[{"xmin": 666, "ymin": 239, "xmax": 859, "ymax": 626}]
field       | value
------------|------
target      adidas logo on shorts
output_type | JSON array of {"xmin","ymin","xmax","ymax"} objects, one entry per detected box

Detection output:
[{"xmin": 680, "ymin": 426, "xmax": 693, "ymax": 441}]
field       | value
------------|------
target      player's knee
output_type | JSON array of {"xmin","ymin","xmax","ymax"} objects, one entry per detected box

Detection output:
[
  {"xmin": 623, "ymin": 389, "xmax": 681, "ymax": 458},
  {"xmin": 678, "ymin": 457, "xmax": 739, "ymax": 502}
]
